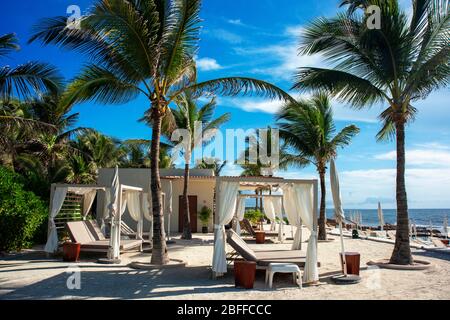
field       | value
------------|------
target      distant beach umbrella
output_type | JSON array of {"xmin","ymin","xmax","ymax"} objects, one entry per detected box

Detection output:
[
  {"xmin": 330, "ymin": 159, "xmax": 347, "ymax": 276},
  {"xmin": 377, "ymin": 202, "xmax": 384, "ymax": 231}
]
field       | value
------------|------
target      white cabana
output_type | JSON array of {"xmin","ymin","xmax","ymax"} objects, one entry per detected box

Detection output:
[
  {"xmin": 444, "ymin": 216, "xmax": 448, "ymax": 239},
  {"xmin": 107, "ymin": 167, "xmax": 144, "ymax": 261},
  {"xmin": 213, "ymin": 176, "xmax": 319, "ymax": 284},
  {"xmin": 45, "ymin": 184, "xmax": 107, "ymax": 253}
]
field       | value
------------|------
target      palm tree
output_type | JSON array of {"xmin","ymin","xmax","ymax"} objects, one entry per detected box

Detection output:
[
  {"xmin": 196, "ymin": 158, "xmax": 227, "ymax": 176},
  {"xmin": 121, "ymin": 139, "xmax": 174, "ymax": 169},
  {"xmin": 162, "ymin": 91, "xmax": 230, "ymax": 239},
  {"xmin": 0, "ymin": 33, "xmax": 61, "ymax": 101},
  {"xmin": 277, "ymin": 93, "xmax": 360, "ymax": 240},
  {"xmin": 295, "ymin": 0, "xmax": 449, "ymax": 263},
  {"xmin": 30, "ymin": 0, "xmax": 291, "ymax": 264}
]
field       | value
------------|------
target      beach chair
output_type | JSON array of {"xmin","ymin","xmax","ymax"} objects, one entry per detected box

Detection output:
[
  {"xmin": 431, "ymin": 238, "xmax": 447, "ymax": 248},
  {"xmin": 66, "ymin": 221, "xmax": 143, "ymax": 253},
  {"xmin": 226, "ymin": 229, "xmax": 320, "ymax": 268},
  {"xmin": 242, "ymin": 218, "xmax": 279, "ymax": 238}
]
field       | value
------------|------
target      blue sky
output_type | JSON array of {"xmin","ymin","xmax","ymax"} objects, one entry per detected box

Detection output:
[{"xmin": 1, "ymin": 0, "xmax": 449, "ymax": 208}]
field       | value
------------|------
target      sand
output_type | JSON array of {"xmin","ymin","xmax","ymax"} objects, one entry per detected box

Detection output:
[{"xmin": 1, "ymin": 227, "xmax": 449, "ymax": 300}]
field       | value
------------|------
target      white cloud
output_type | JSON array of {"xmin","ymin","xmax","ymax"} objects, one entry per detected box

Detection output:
[
  {"xmin": 196, "ymin": 57, "xmax": 222, "ymax": 71},
  {"xmin": 375, "ymin": 148, "xmax": 450, "ymax": 167},
  {"xmin": 209, "ymin": 29, "xmax": 243, "ymax": 44},
  {"xmin": 340, "ymin": 168, "xmax": 450, "ymax": 208},
  {"xmin": 227, "ymin": 19, "xmax": 244, "ymax": 26}
]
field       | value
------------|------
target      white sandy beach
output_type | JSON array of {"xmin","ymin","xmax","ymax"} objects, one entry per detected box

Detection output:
[{"xmin": 1, "ymin": 228, "xmax": 449, "ymax": 300}]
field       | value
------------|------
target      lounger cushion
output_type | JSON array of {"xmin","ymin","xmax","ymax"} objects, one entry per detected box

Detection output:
[
  {"xmin": 67, "ymin": 221, "xmax": 96, "ymax": 244},
  {"xmin": 85, "ymin": 220, "xmax": 106, "ymax": 241},
  {"xmin": 226, "ymin": 229, "xmax": 258, "ymax": 261}
]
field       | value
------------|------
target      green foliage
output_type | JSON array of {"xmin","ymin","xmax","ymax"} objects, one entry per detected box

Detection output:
[
  {"xmin": 0, "ymin": 166, "xmax": 48, "ymax": 252},
  {"xmin": 244, "ymin": 209, "xmax": 265, "ymax": 225},
  {"xmin": 198, "ymin": 206, "xmax": 212, "ymax": 226}
]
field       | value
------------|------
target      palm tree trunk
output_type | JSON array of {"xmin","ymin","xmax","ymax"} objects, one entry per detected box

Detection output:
[
  {"xmin": 390, "ymin": 120, "xmax": 413, "ymax": 265},
  {"xmin": 318, "ymin": 167, "xmax": 327, "ymax": 241},
  {"xmin": 181, "ymin": 162, "xmax": 192, "ymax": 239},
  {"xmin": 150, "ymin": 106, "xmax": 169, "ymax": 265}
]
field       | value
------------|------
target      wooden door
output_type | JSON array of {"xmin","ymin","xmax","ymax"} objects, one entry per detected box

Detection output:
[{"xmin": 178, "ymin": 196, "xmax": 198, "ymax": 233}]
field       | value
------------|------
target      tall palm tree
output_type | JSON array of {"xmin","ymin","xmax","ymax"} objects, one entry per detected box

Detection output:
[
  {"xmin": 30, "ymin": 0, "xmax": 290, "ymax": 264},
  {"xmin": 162, "ymin": 91, "xmax": 230, "ymax": 239},
  {"xmin": 277, "ymin": 93, "xmax": 360, "ymax": 240},
  {"xmin": 295, "ymin": 0, "xmax": 449, "ymax": 263},
  {"xmin": 0, "ymin": 33, "xmax": 61, "ymax": 101}
]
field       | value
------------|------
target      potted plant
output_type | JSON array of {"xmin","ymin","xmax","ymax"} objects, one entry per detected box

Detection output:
[
  {"xmin": 60, "ymin": 230, "xmax": 80, "ymax": 262},
  {"xmin": 199, "ymin": 206, "xmax": 212, "ymax": 234}
]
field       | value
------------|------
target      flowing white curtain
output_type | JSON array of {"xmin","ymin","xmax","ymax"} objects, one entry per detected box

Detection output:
[
  {"xmin": 108, "ymin": 167, "xmax": 121, "ymax": 260},
  {"xmin": 142, "ymin": 193, "xmax": 153, "ymax": 241},
  {"xmin": 263, "ymin": 197, "xmax": 276, "ymax": 231},
  {"xmin": 282, "ymin": 183, "xmax": 318, "ymax": 283},
  {"xmin": 101, "ymin": 190, "xmax": 111, "ymax": 234},
  {"xmin": 162, "ymin": 180, "xmax": 173, "ymax": 238},
  {"xmin": 212, "ymin": 181, "xmax": 239, "ymax": 274},
  {"xmin": 234, "ymin": 198, "xmax": 246, "ymax": 235},
  {"xmin": 126, "ymin": 191, "xmax": 143, "ymax": 239},
  {"xmin": 44, "ymin": 187, "xmax": 68, "ymax": 253},
  {"xmin": 82, "ymin": 190, "xmax": 97, "ymax": 219},
  {"xmin": 272, "ymin": 197, "xmax": 284, "ymax": 241}
]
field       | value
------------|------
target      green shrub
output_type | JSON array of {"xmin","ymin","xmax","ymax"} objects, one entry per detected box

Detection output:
[
  {"xmin": 244, "ymin": 209, "xmax": 265, "ymax": 225},
  {"xmin": 198, "ymin": 206, "xmax": 212, "ymax": 227},
  {"xmin": 0, "ymin": 166, "xmax": 48, "ymax": 252}
]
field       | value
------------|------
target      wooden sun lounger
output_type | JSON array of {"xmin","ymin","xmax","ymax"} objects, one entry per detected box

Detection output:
[
  {"xmin": 242, "ymin": 218, "xmax": 279, "ymax": 238},
  {"xmin": 226, "ymin": 229, "xmax": 320, "ymax": 268},
  {"xmin": 66, "ymin": 221, "xmax": 143, "ymax": 253}
]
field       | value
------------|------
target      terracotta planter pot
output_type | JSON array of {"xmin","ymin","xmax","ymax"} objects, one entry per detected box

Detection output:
[
  {"xmin": 63, "ymin": 242, "xmax": 81, "ymax": 262},
  {"xmin": 234, "ymin": 261, "xmax": 256, "ymax": 289},
  {"xmin": 255, "ymin": 231, "xmax": 265, "ymax": 244},
  {"xmin": 340, "ymin": 252, "xmax": 361, "ymax": 276}
]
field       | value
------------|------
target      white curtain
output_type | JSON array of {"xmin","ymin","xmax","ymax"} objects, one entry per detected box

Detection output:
[
  {"xmin": 162, "ymin": 180, "xmax": 173, "ymax": 238},
  {"xmin": 282, "ymin": 183, "xmax": 318, "ymax": 283},
  {"xmin": 101, "ymin": 190, "xmax": 111, "ymax": 234},
  {"xmin": 44, "ymin": 187, "xmax": 68, "ymax": 253},
  {"xmin": 126, "ymin": 192, "xmax": 141, "ymax": 222},
  {"xmin": 212, "ymin": 181, "xmax": 239, "ymax": 274},
  {"xmin": 82, "ymin": 190, "xmax": 97, "ymax": 220},
  {"xmin": 127, "ymin": 191, "xmax": 142, "ymax": 239},
  {"xmin": 272, "ymin": 197, "xmax": 284, "ymax": 241},
  {"xmin": 142, "ymin": 193, "xmax": 153, "ymax": 240},
  {"xmin": 108, "ymin": 167, "xmax": 121, "ymax": 260},
  {"xmin": 263, "ymin": 197, "xmax": 276, "ymax": 231},
  {"xmin": 234, "ymin": 198, "xmax": 246, "ymax": 235}
]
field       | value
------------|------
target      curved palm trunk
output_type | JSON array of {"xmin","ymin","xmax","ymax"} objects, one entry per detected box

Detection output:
[
  {"xmin": 390, "ymin": 121, "xmax": 413, "ymax": 265},
  {"xmin": 150, "ymin": 107, "xmax": 169, "ymax": 265},
  {"xmin": 181, "ymin": 162, "xmax": 192, "ymax": 240},
  {"xmin": 318, "ymin": 167, "xmax": 327, "ymax": 241}
]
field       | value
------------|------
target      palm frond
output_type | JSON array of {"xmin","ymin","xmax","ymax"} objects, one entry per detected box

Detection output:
[
  {"xmin": 181, "ymin": 77, "xmax": 295, "ymax": 102},
  {"xmin": 0, "ymin": 62, "xmax": 63, "ymax": 101},
  {"xmin": 0, "ymin": 33, "xmax": 20, "ymax": 58}
]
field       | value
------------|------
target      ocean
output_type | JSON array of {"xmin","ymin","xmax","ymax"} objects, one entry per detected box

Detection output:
[
  {"xmin": 326, "ymin": 208, "xmax": 450, "ymax": 228},
  {"xmin": 245, "ymin": 198, "xmax": 449, "ymax": 228}
]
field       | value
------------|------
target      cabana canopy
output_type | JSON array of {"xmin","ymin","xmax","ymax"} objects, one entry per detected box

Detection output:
[
  {"xmin": 212, "ymin": 176, "xmax": 319, "ymax": 284},
  {"xmin": 44, "ymin": 183, "xmax": 145, "ymax": 255}
]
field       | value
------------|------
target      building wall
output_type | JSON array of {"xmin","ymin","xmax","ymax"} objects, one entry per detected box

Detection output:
[{"xmin": 96, "ymin": 169, "xmax": 216, "ymax": 234}]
